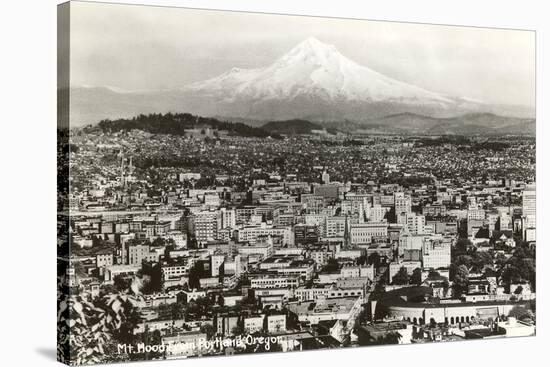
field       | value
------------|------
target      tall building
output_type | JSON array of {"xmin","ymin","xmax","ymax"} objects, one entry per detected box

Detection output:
[
  {"xmin": 467, "ymin": 208, "xmax": 485, "ymax": 221},
  {"xmin": 127, "ymin": 244, "xmax": 152, "ymax": 266},
  {"xmin": 211, "ymin": 253, "xmax": 225, "ymax": 277},
  {"xmin": 499, "ymin": 213, "xmax": 512, "ymax": 230},
  {"xmin": 220, "ymin": 208, "xmax": 236, "ymax": 229},
  {"xmin": 405, "ymin": 213, "xmax": 426, "ymax": 235},
  {"xmin": 189, "ymin": 211, "xmax": 220, "ymax": 244},
  {"xmin": 325, "ymin": 216, "xmax": 346, "ymax": 238},
  {"xmin": 369, "ymin": 204, "xmax": 388, "ymax": 222},
  {"xmin": 321, "ymin": 170, "xmax": 330, "ymax": 184},
  {"xmin": 394, "ymin": 192, "xmax": 411, "ymax": 224},
  {"xmin": 344, "ymin": 193, "xmax": 371, "ymax": 219},
  {"xmin": 522, "ymin": 184, "xmax": 536, "ymax": 230}
]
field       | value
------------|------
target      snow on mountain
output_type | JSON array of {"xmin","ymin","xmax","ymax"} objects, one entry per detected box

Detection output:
[
  {"xmin": 68, "ymin": 37, "xmax": 534, "ymax": 126},
  {"xmin": 184, "ymin": 37, "xmax": 455, "ymax": 107}
]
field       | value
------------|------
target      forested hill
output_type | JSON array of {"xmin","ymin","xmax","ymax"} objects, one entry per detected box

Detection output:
[
  {"xmin": 262, "ymin": 119, "xmax": 324, "ymax": 134},
  {"xmin": 93, "ymin": 113, "xmax": 282, "ymax": 139}
]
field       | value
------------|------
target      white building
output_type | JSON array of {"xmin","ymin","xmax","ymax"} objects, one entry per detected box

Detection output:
[
  {"xmin": 244, "ymin": 315, "xmax": 265, "ymax": 333},
  {"xmin": 189, "ymin": 211, "xmax": 220, "ymax": 244},
  {"xmin": 267, "ymin": 314, "xmax": 287, "ymax": 333},
  {"xmin": 369, "ymin": 204, "xmax": 388, "ymax": 222},
  {"xmin": 236, "ymin": 224, "xmax": 293, "ymax": 246},
  {"xmin": 250, "ymin": 275, "xmax": 300, "ymax": 289},
  {"xmin": 399, "ymin": 233, "xmax": 427, "ymax": 256},
  {"xmin": 350, "ymin": 222, "xmax": 388, "ymax": 245},
  {"xmin": 422, "ymin": 239, "xmax": 451, "ymax": 270},
  {"xmin": 220, "ymin": 208, "xmax": 236, "ymax": 229},
  {"xmin": 405, "ymin": 213, "xmax": 426, "ymax": 235},
  {"xmin": 522, "ymin": 184, "xmax": 536, "ymax": 236},
  {"xmin": 394, "ymin": 192, "xmax": 412, "ymax": 224}
]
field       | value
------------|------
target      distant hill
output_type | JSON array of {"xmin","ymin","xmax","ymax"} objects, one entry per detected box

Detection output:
[
  {"xmin": 89, "ymin": 113, "xmax": 282, "ymax": 139},
  {"xmin": 68, "ymin": 37, "xmax": 534, "ymax": 126},
  {"xmin": 357, "ymin": 112, "xmax": 535, "ymax": 136},
  {"xmin": 262, "ymin": 119, "xmax": 324, "ymax": 134}
]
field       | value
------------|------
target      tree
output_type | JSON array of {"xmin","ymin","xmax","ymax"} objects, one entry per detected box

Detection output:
[
  {"xmin": 442, "ymin": 278, "xmax": 450, "ymax": 297},
  {"xmin": 231, "ymin": 324, "xmax": 244, "ymax": 336},
  {"xmin": 495, "ymin": 252, "xmax": 507, "ymax": 268},
  {"xmin": 141, "ymin": 263, "xmax": 162, "ymax": 294},
  {"xmin": 411, "ymin": 268, "xmax": 423, "ymax": 286},
  {"xmin": 368, "ymin": 252, "xmax": 381, "ymax": 267},
  {"xmin": 454, "ymin": 255, "xmax": 473, "ymax": 269},
  {"xmin": 508, "ymin": 305, "xmax": 534, "ymax": 321},
  {"xmin": 200, "ymin": 323, "xmax": 215, "ymax": 338},
  {"xmin": 323, "ymin": 258, "xmax": 340, "ymax": 273},
  {"xmin": 151, "ymin": 237, "xmax": 166, "ymax": 247},
  {"xmin": 169, "ymin": 302, "xmax": 185, "ymax": 320},
  {"xmin": 113, "ymin": 275, "xmax": 131, "ymax": 293},
  {"xmin": 392, "ymin": 267, "xmax": 409, "ymax": 285},
  {"xmin": 454, "ymin": 238, "xmax": 473, "ymax": 256},
  {"xmin": 453, "ymin": 265, "xmax": 469, "ymax": 296},
  {"xmin": 188, "ymin": 262, "xmax": 205, "ymax": 289},
  {"xmin": 471, "ymin": 251, "xmax": 493, "ymax": 273},
  {"xmin": 58, "ymin": 293, "xmax": 143, "ymax": 365},
  {"xmin": 356, "ymin": 255, "xmax": 368, "ymax": 266},
  {"xmin": 359, "ymin": 330, "xmax": 401, "ymax": 346},
  {"xmin": 501, "ymin": 265, "xmax": 522, "ymax": 290}
]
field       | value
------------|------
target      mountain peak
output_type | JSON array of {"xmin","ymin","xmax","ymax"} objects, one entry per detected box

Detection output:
[
  {"xmin": 280, "ymin": 37, "xmax": 340, "ymax": 65},
  {"xmin": 178, "ymin": 38, "xmax": 491, "ymax": 121},
  {"xmin": 295, "ymin": 37, "xmax": 335, "ymax": 51}
]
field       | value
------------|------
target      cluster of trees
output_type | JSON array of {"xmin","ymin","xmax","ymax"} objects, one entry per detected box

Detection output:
[
  {"xmin": 500, "ymin": 246, "xmax": 536, "ymax": 292},
  {"xmin": 322, "ymin": 258, "xmax": 340, "ymax": 273},
  {"xmin": 508, "ymin": 303, "xmax": 536, "ymax": 323},
  {"xmin": 391, "ymin": 267, "xmax": 423, "ymax": 286},
  {"xmin": 358, "ymin": 331, "xmax": 401, "ymax": 346},
  {"xmin": 457, "ymin": 141, "xmax": 511, "ymax": 152},
  {"xmin": 261, "ymin": 119, "xmax": 323, "ymax": 135},
  {"xmin": 58, "ymin": 291, "xmax": 145, "ymax": 365},
  {"xmin": 391, "ymin": 267, "xmax": 409, "ymax": 285},
  {"xmin": 449, "ymin": 238, "xmax": 536, "ymax": 296},
  {"xmin": 382, "ymin": 174, "xmax": 434, "ymax": 187},
  {"xmin": 188, "ymin": 262, "xmax": 208, "ymax": 289},
  {"xmin": 417, "ymin": 136, "xmax": 510, "ymax": 151},
  {"xmin": 356, "ymin": 253, "xmax": 382, "ymax": 267},
  {"xmin": 96, "ymin": 112, "xmax": 283, "ymax": 139},
  {"xmin": 417, "ymin": 136, "xmax": 471, "ymax": 147}
]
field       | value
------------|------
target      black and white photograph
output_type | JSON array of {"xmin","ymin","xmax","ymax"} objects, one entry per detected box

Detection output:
[
  {"xmin": 55, "ymin": 1, "xmax": 538, "ymax": 365},
  {"xmin": 4, "ymin": 1, "xmax": 548, "ymax": 367}
]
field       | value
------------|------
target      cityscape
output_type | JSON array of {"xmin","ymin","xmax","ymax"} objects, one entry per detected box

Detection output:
[{"xmin": 57, "ymin": 2, "xmax": 536, "ymax": 366}]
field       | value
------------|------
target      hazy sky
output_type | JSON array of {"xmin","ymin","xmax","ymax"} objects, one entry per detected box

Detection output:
[{"xmin": 70, "ymin": 1, "xmax": 535, "ymax": 107}]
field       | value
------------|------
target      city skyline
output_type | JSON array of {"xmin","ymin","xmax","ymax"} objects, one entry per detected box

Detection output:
[{"xmin": 58, "ymin": 2, "xmax": 536, "ymax": 366}]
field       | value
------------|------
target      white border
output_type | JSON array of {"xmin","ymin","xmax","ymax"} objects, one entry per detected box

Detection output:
[{"xmin": 1, "ymin": 1, "xmax": 547, "ymax": 366}]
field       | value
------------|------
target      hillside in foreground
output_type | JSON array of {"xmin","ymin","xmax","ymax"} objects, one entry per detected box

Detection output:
[{"xmin": 90, "ymin": 113, "xmax": 283, "ymax": 139}]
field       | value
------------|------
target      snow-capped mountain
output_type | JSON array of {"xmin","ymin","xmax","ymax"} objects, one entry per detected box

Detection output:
[
  {"xmin": 68, "ymin": 37, "xmax": 534, "ymax": 126},
  {"xmin": 179, "ymin": 37, "xmax": 495, "ymax": 121},
  {"xmin": 185, "ymin": 37, "xmax": 453, "ymax": 107}
]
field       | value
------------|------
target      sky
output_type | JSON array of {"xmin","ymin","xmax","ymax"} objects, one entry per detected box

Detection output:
[{"xmin": 70, "ymin": 1, "xmax": 536, "ymax": 107}]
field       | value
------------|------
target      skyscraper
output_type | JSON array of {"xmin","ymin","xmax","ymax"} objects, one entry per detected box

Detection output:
[
  {"xmin": 522, "ymin": 184, "xmax": 536, "ymax": 231},
  {"xmin": 394, "ymin": 192, "xmax": 411, "ymax": 224}
]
